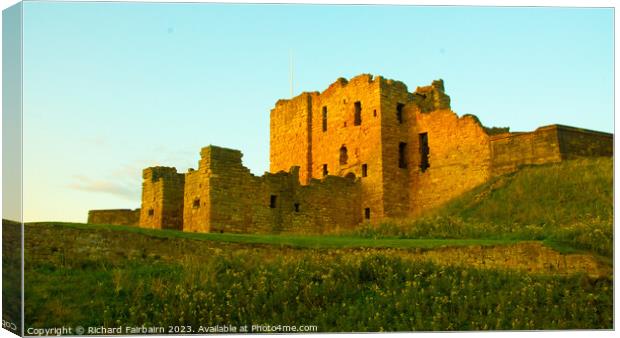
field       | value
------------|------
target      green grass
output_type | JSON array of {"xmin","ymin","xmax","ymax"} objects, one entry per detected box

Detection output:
[
  {"xmin": 29, "ymin": 222, "xmax": 519, "ymax": 249},
  {"xmin": 437, "ymin": 157, "xmax": 612, "ymax": 225},
  {"xmin": 351, "ymin": 158, "xmax": 613, "ymax": 258},
  {"xmin": 25, "ymin": 248, "xmax": 613, "ymax": 330},
  {"xmin": 22, "ymin": 157, "xmax": 614, "ymax": 331}
]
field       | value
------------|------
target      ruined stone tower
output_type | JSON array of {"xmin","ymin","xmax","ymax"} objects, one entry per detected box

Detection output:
[
  {"xmin": 139, "ymin": 166, "xmax": 185, "ymax": 230},
  {"xmin": 90, "ymin": 73, "xmax": 612, "ymax": 232},
  {"xmin": 270, "ymin": 74, "xmax": 484, "ymax": 220},
  {"xmin": 270, "ymin": 74, "xmax": 612, "ymax": 220}
]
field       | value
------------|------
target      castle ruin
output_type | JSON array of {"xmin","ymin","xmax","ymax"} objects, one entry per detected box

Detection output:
[{"xmin": 88, "ymin": 74, "xmax": 613, "ymax": 233}]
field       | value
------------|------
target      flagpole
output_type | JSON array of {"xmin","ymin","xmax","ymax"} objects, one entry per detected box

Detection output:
[{"xmin": 289, "ymin": 49, "xmax": 294, "ymax": 98}]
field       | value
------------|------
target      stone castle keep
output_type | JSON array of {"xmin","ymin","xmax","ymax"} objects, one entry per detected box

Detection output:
[{"xmin": 87, "ymin": 74, "xmax": 613, "ymax": 233}]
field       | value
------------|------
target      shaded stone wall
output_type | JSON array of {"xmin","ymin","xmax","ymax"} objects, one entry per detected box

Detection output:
[
  {"xmin": 408, "ymin": 108, "xmax": 492, "ymax": 214},
  {"xmin": 556, "ymin": 125, "xmax": 613, "ymax": 159},
  {"xmin": 490, "ymin": 125, "xmax": 613, "ymax": 176},
  {"xmin": 490, "ymin": 126, "xmax": 563, "ymax": 176},
  {"xmin": 87, "ymin": 209, "xmax": 140, "ymax": 226},
  {"xmin": 139, "ymin": 167, "xmax": 185, "ymax": 230},
  {"xmin": 183, "ymin": 145, "xmax": 361, "ymax": 234}
]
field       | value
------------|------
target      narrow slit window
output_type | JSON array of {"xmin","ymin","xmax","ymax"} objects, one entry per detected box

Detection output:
[
  {"xmin": 399, "ymin": 142, "xmax": 408, "ymax": 169},
  {"xmin": 419, "ymin": 133, "xmax": 430, "ymax": 172},
  {"xmin": 354, "ymin": 101, "xmax": 362, "ymax": 126},
  {"xmin": 270, "ymin": 195, "xmax": 277, "ymax": 208},
  {"xmin": 339, "ymin": 146, "xmax": 348, "ymax": 165},
  {"xmin": 193, "ymin": 198, "xmax": 200, "ymax": 209},
  {"xmin": 361, "ymin": 164, "xmax": 368, "ymax": 177},
  {"xmin": 322, "ymin": 164, "xmax": 328, "ymax": 177},
  {"xmin": 322, "ymin": 106, "xmax": 328, "ymax": 132},
  {"xmin": 364, "ymin": 208, "xmax": 371, "ymax": 220},
  {"xmin": 294, "ymin": 203, "xmax": 300, "ymax": 212},
  {"xmin": 397, "ymin": 103, "xmax": 405, "ymax": 124}
]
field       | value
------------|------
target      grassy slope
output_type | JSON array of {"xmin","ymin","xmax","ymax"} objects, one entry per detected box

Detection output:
[
  {"xmin": 354, "ymin": 158, "xmax": 613, "ymax": 258},
  {"xmin": 28, "ymin": 222, "xmax": 518, "ymax": 249},
  {"xmin": 438, "ymin": 157, "xmax": 612, "ymax": 225},
  {"xmin": 22, "ymin": 159, "xmax": 614, "ymax": 330}
]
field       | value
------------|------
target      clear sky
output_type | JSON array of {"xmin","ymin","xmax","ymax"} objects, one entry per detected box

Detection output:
[{"xmin": 19, "ymin": 2, "xmax": 613, "ymax": 222}]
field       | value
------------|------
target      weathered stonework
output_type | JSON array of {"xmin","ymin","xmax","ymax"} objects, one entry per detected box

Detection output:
[
  {"xmin": 87, "ymin": 209, "xmax": 140, "ymax": 226},
  {"xmin": 268, "ymin": 74, "xmax": 612, "ymax": 218},
  {"xmin": 138, "ymin": 167, "xmax": 185, "ymax": 230},
  {"xmin": 184, "ymin": 145, "xmax": 361, "ymax": 234},
  {"xmin": 89, "ymin": 74, "xmax": 613, "ymax": 233},
  {"xmin": 407, "ymin": 109, "xmax": 492, "ymax": 214},
  {"xmin": 490, "ymin": 124, "xmax": 613, "ymax": 176}
]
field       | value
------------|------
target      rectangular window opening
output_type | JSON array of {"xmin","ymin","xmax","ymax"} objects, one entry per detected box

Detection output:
[
  {"xmin": 364, "ymin": 208, "xmax": 371, "ymax": 220},
  {"xmin": 339, "ymin": 146, "xmax": 348, "ymax": 165},
  {"xmin": 193, "ymin": 198, "xmax": 200, "ymax": 209},
  {"xmin": 397, "ymin": 103, "xmax": 405, "ymax": 124},
  {"xmin": 322, "ymin": 164, "xmax": 328, "ymax": 177},
  {"xmin": 148, "ymin": 208, "xmax": 154, "ymax": 216},
  {"xmin": 322, "ymin": 106, "xmax": 328, "ymax": 132},
  {"xmin": 354, "ymin": 101, "xmax": 362, "ymax": 126},
  {"xmin": 294, "ymin": 203, "xmax": 300, "ymax": 212},
  {"xmin": 361, "ymin": 164, "xmax": 368, "ymax": 177},
  {"xmin": 399, "ymin": 142, "xmax": 408, "ymax": 169},
  {"xmin": 270, "ymin": 195, "xmax": 277, "ymax": 208},
  {"xmin": 419, "ymin": 133, "xmax": 430, "ymax": 172}
]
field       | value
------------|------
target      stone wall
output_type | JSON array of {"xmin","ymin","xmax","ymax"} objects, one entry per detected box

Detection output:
[
  {"xmin": 183, "ymin": 153, "xmax": 212, "ymax": 233},
  {"xmin": 309, "ymin": 74, "xmax": 386, "ymax": 221},
  {"xmin": 139, "ymin": 167, "xmax": 185, "ymax": 230},
  {"xmin": 270, "ymin": 92, "xmax": 315, "ymax": 184},
  {"xmin": 379, "ymin": 77, "xmax": 415, "ymax": 218},
  {"xmin": 408, "ymin": 108, "xmax": 492, "ymax": 214},
  {"xmin": 411, "ymin": 79, "xmax": 451, "ymax": 113},
  {"xmin": 269, "ymin": 75, "xmax": 481, "ymax": 221},
  {"xmin": 87, "ymin": 209, "xmax": 140, "ymax": 226},
  {"xmin": 490, "ymin": 125, "xmax": 613, "ymax": 176},
  {"xmin": 556, "ymin": 125, "xmax": 613, "ymax": 159},
  {"xmin": 489, "ymin": 126, "xmax": 560, "ymax": 176},
  {"xmin": 183, "ymin": 145, "xmax": 361, "ymax": 234}
]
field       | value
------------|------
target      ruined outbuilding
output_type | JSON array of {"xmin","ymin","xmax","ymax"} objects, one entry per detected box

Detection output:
[{"xmin": 88, "ymin": 74, "xmax": 613, "ymax": 233}]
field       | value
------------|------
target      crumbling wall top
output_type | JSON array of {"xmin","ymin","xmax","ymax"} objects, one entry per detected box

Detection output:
[
  {"xmin": 412, "ymin": 78, "xmax": 451, "ymax": 112},
  {"xmin": 273, "ymin": 91, "xmax": 319, "ymax": 109},
  {"xmin": 142, "ymin": 166, "xmax": 182, "ymax": 182}
]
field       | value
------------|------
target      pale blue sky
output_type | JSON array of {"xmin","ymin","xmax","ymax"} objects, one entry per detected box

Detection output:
[{"xmin": 19, "ymin": 2, "xmax": 613, "ymax": 222}]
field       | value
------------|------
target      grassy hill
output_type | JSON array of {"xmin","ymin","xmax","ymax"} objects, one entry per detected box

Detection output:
[
  {"xmin": 23, "ymin": 222, "xmax": 612, "ymax": 331},
  {"xmin": 18, "ymin": 157, "xmax": 614, "ymax": 331},
  {"xmin": 352, "ymin": 157, "xmax": 613, "ymax": 258}
]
